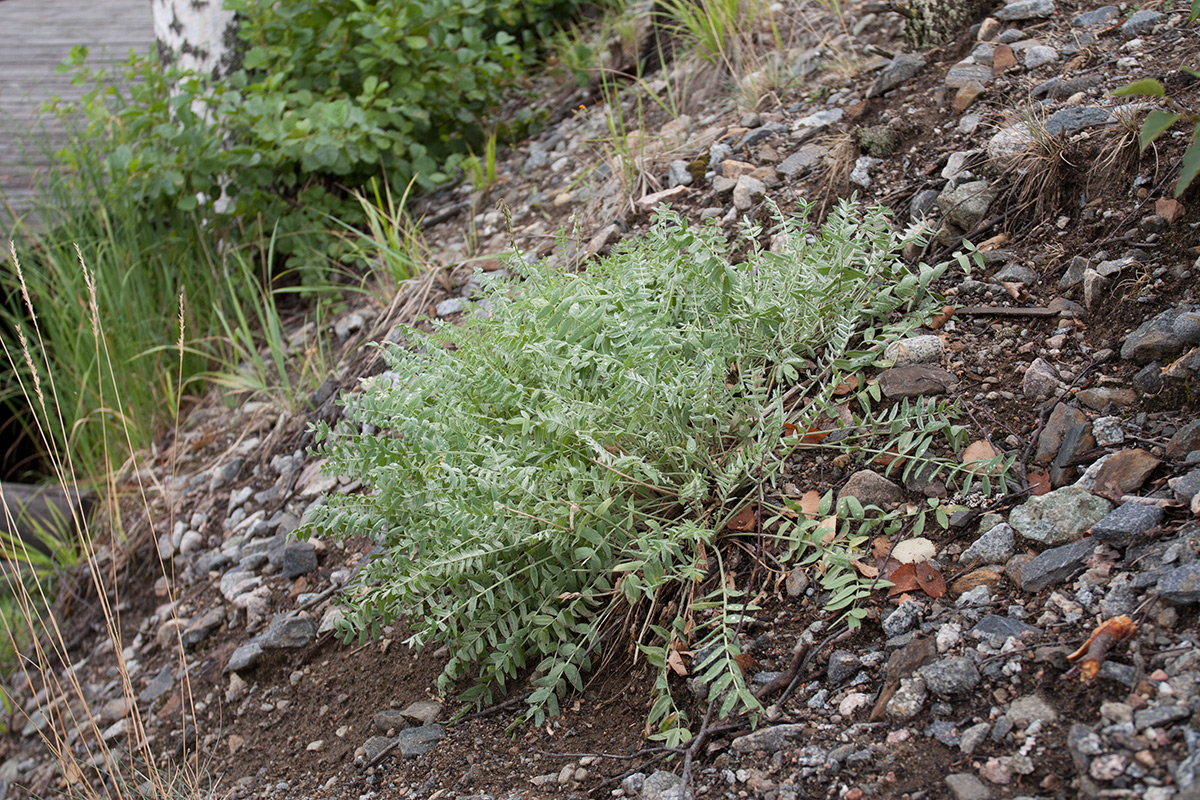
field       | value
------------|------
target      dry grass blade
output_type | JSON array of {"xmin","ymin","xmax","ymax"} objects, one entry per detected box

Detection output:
[{"xmin": 0, "ymin": 243, "xmax": 215, "ymax": 799}]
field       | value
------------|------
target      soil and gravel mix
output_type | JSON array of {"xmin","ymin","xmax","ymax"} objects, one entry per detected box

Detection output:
[{"xmin": 2, "ymin": 1, "xmax": 1200, "ymax": 799}]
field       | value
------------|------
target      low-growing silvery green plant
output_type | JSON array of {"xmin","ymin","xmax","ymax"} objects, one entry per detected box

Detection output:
[{"xmin": 307, "ymin": 200, "xmax": 992, "ymax": 744}]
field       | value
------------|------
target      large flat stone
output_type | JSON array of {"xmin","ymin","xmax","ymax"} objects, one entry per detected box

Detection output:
[
  {"xmin": 878, "ymin": 366, "xmax": 957, "ymax": 398},
  {"xmin": 1018, "ymin": 537, "xmax": 1096, "ymax": 592}
]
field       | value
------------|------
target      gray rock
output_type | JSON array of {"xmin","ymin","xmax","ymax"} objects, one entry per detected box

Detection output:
[
  {"xmin": 1009, "ymin": 486, "xmax": 1113, "ymax": 546},
  {"xmin": 1093, "ymin": 416, "xmax": 1125, "ymax": 447},
  {"xmin": 887, "ymin": 676, "xmax": 928, "ymax": 720},
  {"xmin": 838, "ymin": 469, "xmax": 905, "ymax": 509},
  {"xmin": 945, "ymin": 772, "xmax": 994, "ymax": 800},
  {"xmin": 778, "ymin": 145, "xmax": 828, "ymax": 177},
  {"xmin": 1132, "ymin": 361, "xmax": 1165, "ymax": 394},
  {"xmin": 225, "ymin": 642, "xmax": 263, "ymax": 673},
  {"xmin": 1024, "ymin": 46, "xmax": 1058, "ymax": 69},
  {"xmin": 918, "ymin": 656, "xmax": 981, "ymax": 696},
  {"xmin": 883, "ymin": 600, "xmax": 924, "ymax": 637},
  {"xmin": 937, "ymin": 180, "xmax": 998, "ymax": 231},
  {"xmin": 926, "ymin": 720, "xmax": 961, "ymax": 747},
  {"xmin": 361, "ymin": 735, "xmax": 394, "ymax": 764},
  {"xmin": 1158, "ymin": 562, "xmax": 1200, "ymax": 604},
  {"xmin": 1091, "ymin": 501, "xmax": 1164, "ymax": 547},
  {"xmin": 1009, "ymin": 694, "xmax": 1058, "ymax": 723},
  {"xmin": 961, "ymin": 523, "xmax": 1016, "ymax": 566},
  {"xmin": 667, "ymin": 160, "xmax": 693, "ymax": 188},
  {"xmin": 995, "ymin": 0, "xmax": 1054, "ymax": 19},
  {"xmin": 732, "ymin": 175, "xmax": 766, "ymax": 210},
  {"xmin": 1045, "ymin": 107, "xmax": 1114, "ymax": 137},
  {"xmin": 1176, "ymin": 749, "xmax": 1200, "ymax": 795},
  {"xmin": 1133, "ymin": 704, "xmax": 1190, "ymax": 730},
  {"xmin": 1121, "ymin": 306, "xmax": 1199, "ymax": 364},
  {"xmin": 868, "ymin": 53, "xmax": 927, "ymax": 98},
  {"xmin": 993, "ymin": 264, "xmax": 1037, "ymax": 286},
  {"xmin": 987, "ymin": 123, "xmax": 1034, "ymax": 169},
  {"xmin": 435, "ymin": 298, "xmax": 466, "ymax": 317},
  {"xmin": 793, "ymin": 108, "xmax": 844, "ymax": 129},
  {"xmin": 1168, "ymin": 420, "xmax": 1200, "ymax": 459},
  {"xmin": 1018, "ymin": 537, "xmax": 1097, "ymax": 592},
  {"xmin": 732, "ymin": 723, "xmax": 806, "ymax": 753},
  {"xmin": 878, "ymin": 365, "xmax": 957, "ymax": 398},
  {"xmin": 1173, "ymin": 312, "xmax": 1200, "ymax": 343},
  {"xmin": 910, "ymin": 188, "xmax": 940, "ymax": 221},
  {"xmin": 1072, "ymin": 5, "xmax": 1118, "ymax": 25},
  {"xmin": 1170, "ymin": 469, "xmax": 1200, "ymax": 503},
  {"xmin": 281, "ymin": 542, "xmax": 318, "ymax": 579},
  {"xmin": 219, "ymin": 570, "xmax": 261, "ymax": 602},
  {"xmin": 396, "ymin": 724, "xmax": 445, "ymax": 757},
  {"xmin": 1022, "ymin": 357, "xmax": 1060, "ymax": 401},
  {"xmin": 139, "ymin": 664, "xmax": 174, "ymax": 704},
  {"xmin": 643, "ymin": 769, "xmax": 688, "ymax": 800},
  {"xmin": 960, "ymin": 722, "xmax": 990, "ymax": 754},
  {"xmin": 622, "ymin": 774, "xmax": 646, "ymax": 796},
  {"xmin": 970, "ymin": 615, "xmax": 1039, "ymax": 645},
  {"xmin": 827, "ymin": 651, "xmax": 862, "ymax": 684},
  {"xmin": 1059, "ymin": 255, "xmax": 1088, "ymax": 288},
  {"xmin": 399, "ymin": 700, "xmax": 443, "ymax": 726},
  {"xmin": 181, "ymin": 606, "xmax": 226, "ymax": 648},
  {"xmin": 372, "ymin": 710, "xmax": 412, "ymax": 734},
  {"xmin": 260, "ymin": 614, "xmax": 317, "ymax": 649},
  {"xmin": 945, "ymin": 63, "xmax": 993, "ymax": 89},
  {"xmin": 884, "ymin": 335, "xmax": 944, "ymax": 366},
  {"xmin": 1122, "ymin": 9, "xmax": 1164, "ymax": 37},
  {"xmin": 849, "ymin": 156, "xmax": 880, "ymax": 189}
]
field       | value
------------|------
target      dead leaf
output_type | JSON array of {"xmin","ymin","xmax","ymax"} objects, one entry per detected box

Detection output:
[
  {"xmin": 851, "ymin": 559, "xmax": 879, "ymax": 578},
  {"xmin": 1092, "ymin": 449, "xmax": 1161, "ymax": 501},
  {"xmin": 887, "ymin": 562, "xmax": 920, "ymax": 596},
  {"xmin": 799, "ymin": 490, "xmax": 822, "ymax": 519},
  {"xmin": 1000, "ymin": 281, "xmax": 1022, "ymax": 300},
  {"xmin": 872, "ymin": 536, "xmax": 891, "ymax": 561},
  {"xmin": 927, "ymin": 305, "xmax": 956, "ymax": 331},
  {"xmin": 914, "ymin": 561, "xmax": 947, "ymax": 598},
  {"xmin": 733, "ymin": 653, "xmax": 761, "ymax": 675},
  {"xmin": 667, "ymin": 648, "xmax": 688, "ymax": 676},
  {"xmin": 1028, "ymin": 471, "xmax": 1051, "ymax": 496},
  {"xmin": 833, "ymin": 376, "xmax": 859, "ymax": 396},
  {"xmin": 977, "ymin": 232, "xmax": 1010, "ymax": 251},
  {"xmin": 728, "ymin": 504, "xmax": 757, "ymax": 532},
  {"xmin": 892, "ymin": 537, "xmax": 937, "ymax": 564},
  {"xmin": 1067, "ymin": 615, "xmax": 1137, "ymax": 682},
  {"xmin": 818, "ymin": 516, "xmax": 837, "ymax": 544}
]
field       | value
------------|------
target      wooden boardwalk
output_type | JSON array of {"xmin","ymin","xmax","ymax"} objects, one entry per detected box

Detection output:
[{"xmin": 0, "ymin": 0, "xmax": 154, "ymax": 232}]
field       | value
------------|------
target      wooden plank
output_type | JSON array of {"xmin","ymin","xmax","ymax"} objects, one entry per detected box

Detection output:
[{"xmin": 0, "ymin": 0, "xmax": 153, "ymax": 226}]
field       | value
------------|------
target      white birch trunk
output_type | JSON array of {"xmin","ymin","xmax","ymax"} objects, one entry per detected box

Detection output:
[{"xmin": 151, "ymin": 0, "xmax": 239, "ymax": 78}]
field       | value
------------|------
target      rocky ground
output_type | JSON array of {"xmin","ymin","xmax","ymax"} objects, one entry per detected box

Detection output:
[{"xmin": 2, "ymin": 1, "xmax": 1200, "ymax": 799}]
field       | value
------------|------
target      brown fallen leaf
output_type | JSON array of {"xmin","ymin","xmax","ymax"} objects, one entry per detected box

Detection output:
[
  {"xmin": 733, "ymin": 653, "xmax": 762, "ymax": 676},
  {"xmin": 667, "ymin": 648, "xmax": 688, "ymax": 676},
  {"xmin": 851, "ymin": 559, "xmax": 880, "ymax": 578},
  {"xmin": 833, "ymin": 376, "xmax": 860, "ymax": 396},
  {"xmin": 1067, "ymin": 615, "xmax": 1137, "ymax": 682},
  {"xmin": 728, "ymin": 504, "xmax": 757, "ymax": 532},
  {"xmin": 887, "ymin": 562, "xmax": 920, "ymax": 596},
  {"xmin": 927, "ymin": 305, "xmax": 956, "ymax": 331},
  {"xmin": 799, "ymin": 490, "xmax": 822, "ymax": 519},
  {"xmin": 913, "ymin": 561, "xmax": 946, "ymax": 598},
  {"xmin": 818, "ymin": 516, "xmax": 838, "ymax": 544},
  {"xmin": 1027, "ymin": 471, "xmax": 1051, "ymax": 496},
  {"xmin": 1092, "ymin": 449, "xmax": 1161, "ymax": 502},
  {"xmin": 962, "ymin": 440, "xmax": 1001, "ymax": 476}
]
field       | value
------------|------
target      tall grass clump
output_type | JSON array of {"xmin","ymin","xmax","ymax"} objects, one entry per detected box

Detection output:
[
  {"xmin": 0, "ymin": 245, "xmax": 208, "ymax": 799},
  {"xmin": 0, "ymin": 147, "xmax": 235, "ymax": 482},
  {"xmin": 308, "ymin": 200, "xmax": 996, "ymax": 744}
]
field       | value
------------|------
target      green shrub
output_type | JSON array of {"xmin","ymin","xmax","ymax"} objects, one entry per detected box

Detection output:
[
  {"xmin": 307, "ymin": 201, "xmax": 990, "ymax": 742},
  {"xmin": 53, "ymin": 0, "xmax": 583, "ymax": 277}
]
